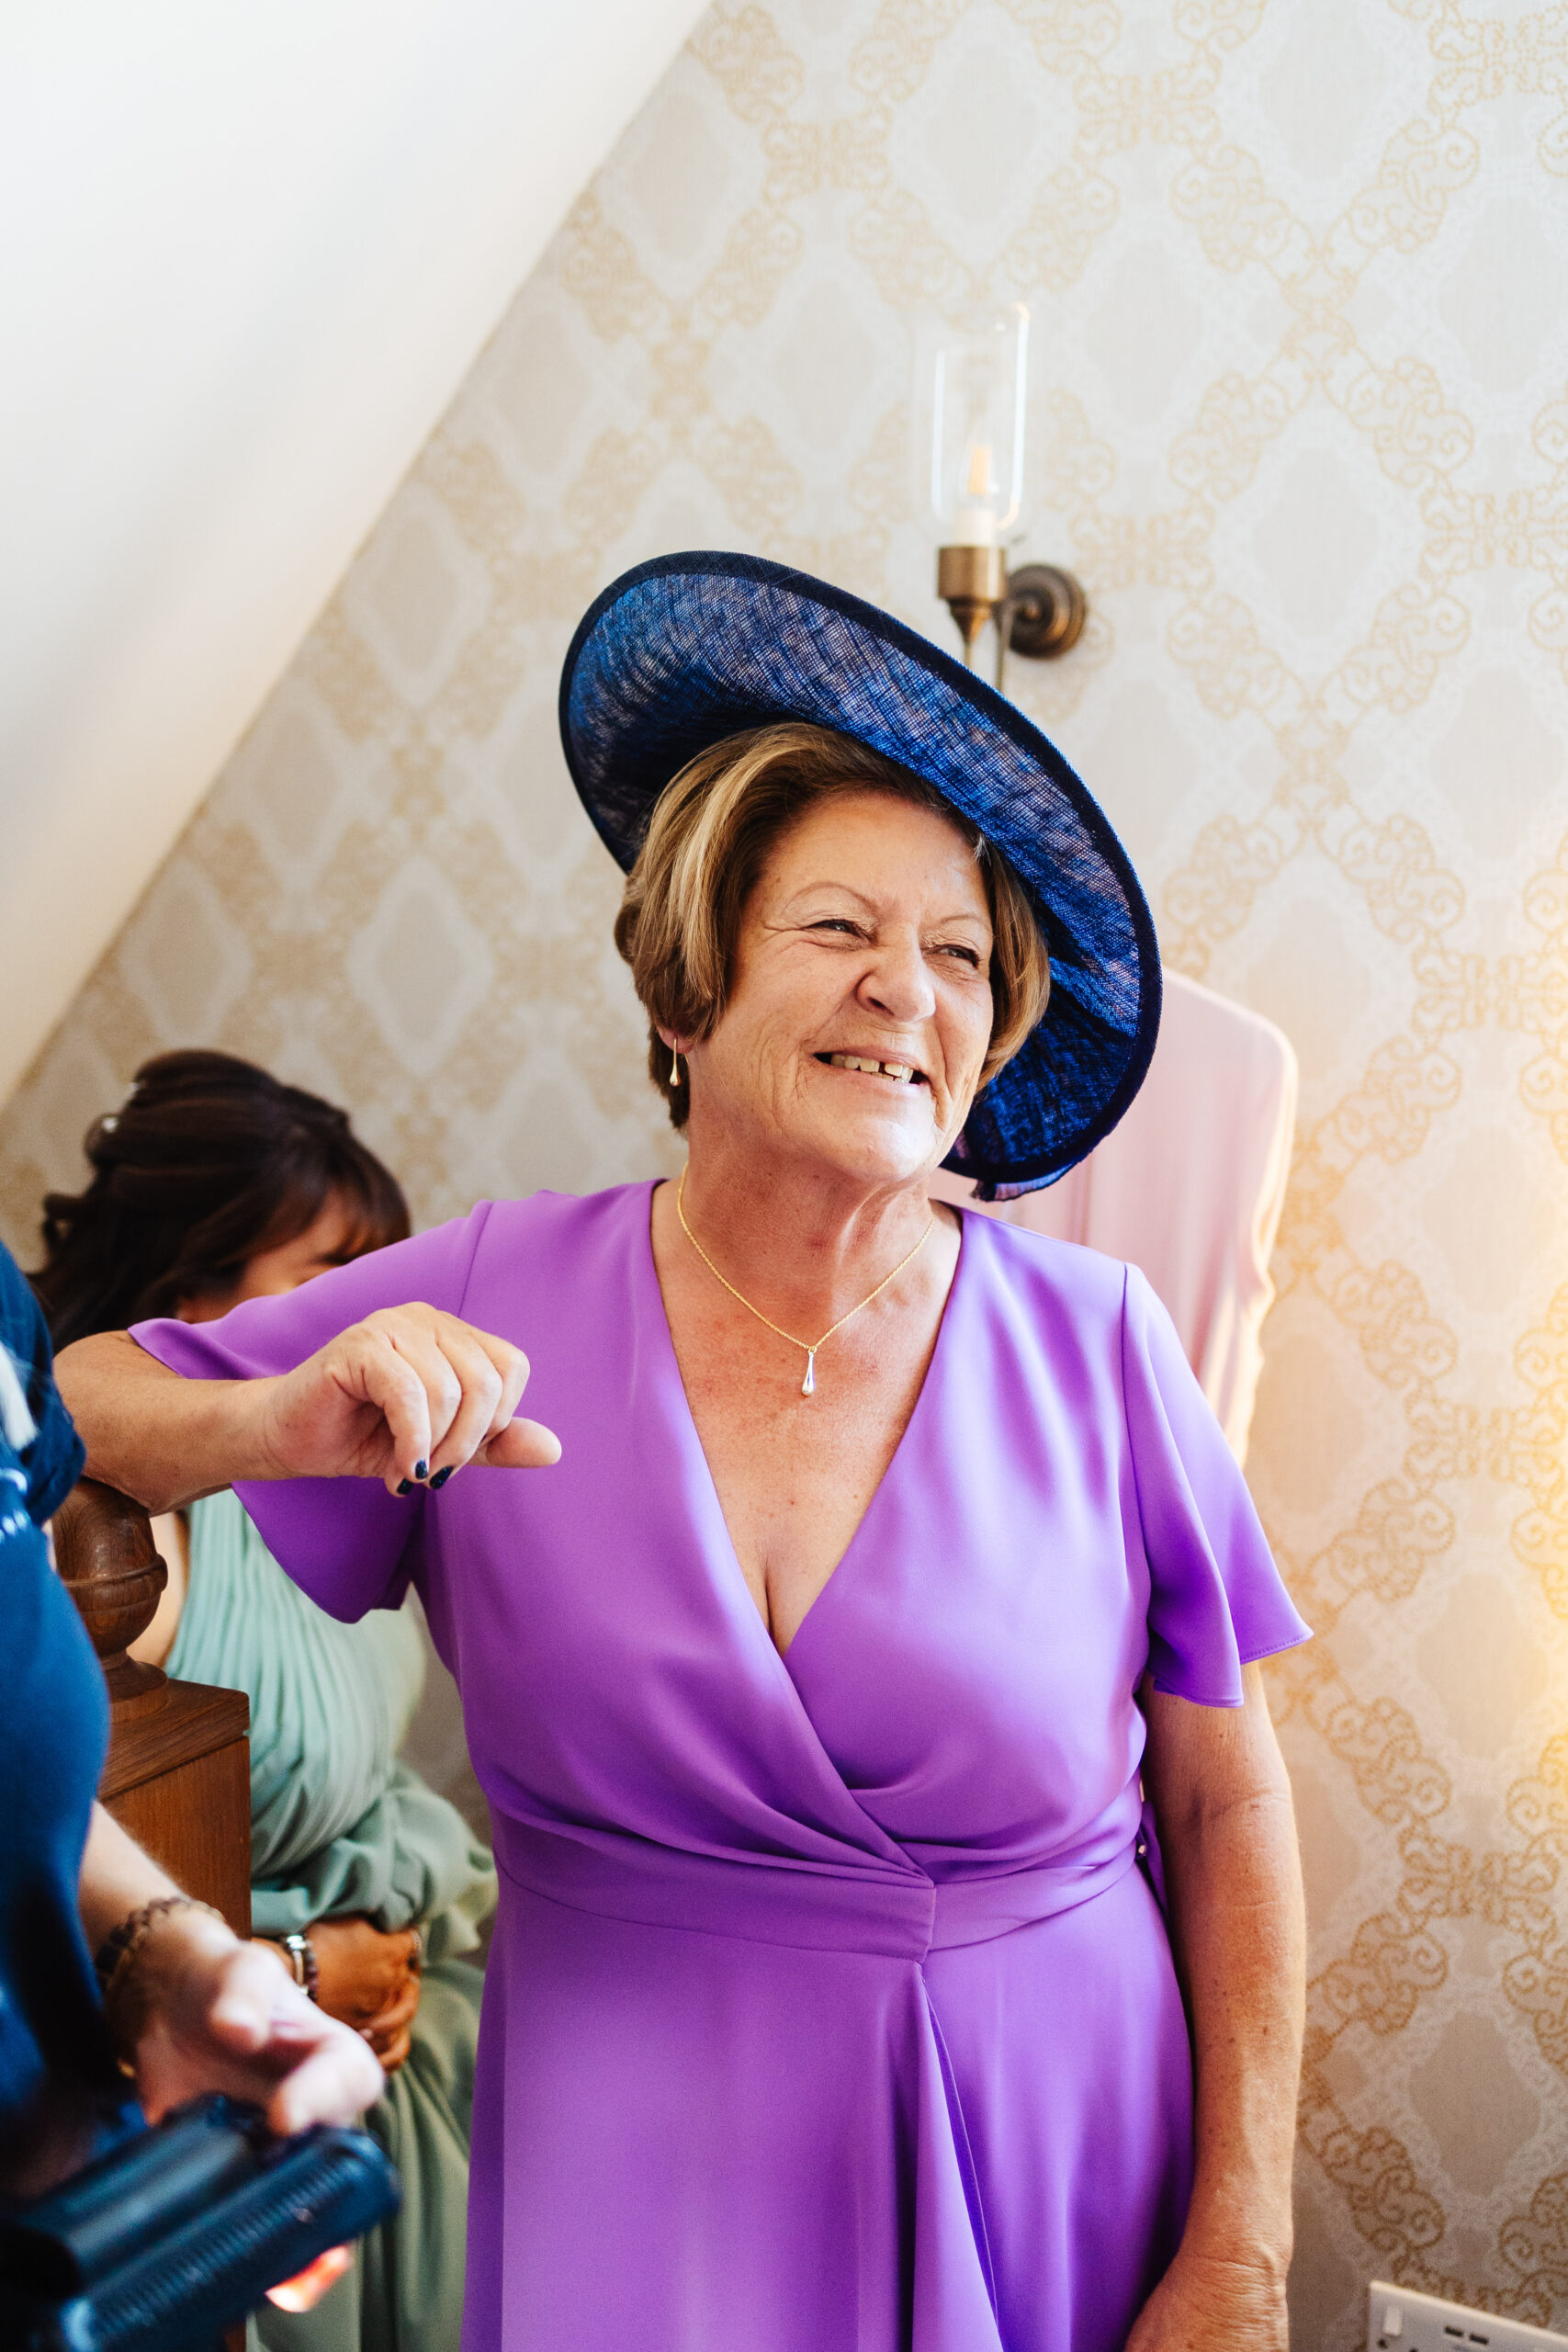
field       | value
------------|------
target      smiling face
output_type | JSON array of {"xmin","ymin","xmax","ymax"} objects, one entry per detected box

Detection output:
[{"xmin": 685, "ymin": 790, "xmax": 996, "ymax": 1188}]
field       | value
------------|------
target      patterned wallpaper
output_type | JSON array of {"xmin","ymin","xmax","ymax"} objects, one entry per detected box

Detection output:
[{"xmin": 4, "ymin": 3, "xmax": 1568, "ymax": 2343}]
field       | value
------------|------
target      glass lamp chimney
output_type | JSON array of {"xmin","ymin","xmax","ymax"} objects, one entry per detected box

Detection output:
[
  {"xmin": 929, "ymin": 303, "xmax": 1028, "ymax": 548},
  {"xmin": 923, "ymin": 303, "xmax": 1028, "ymax": 663}
]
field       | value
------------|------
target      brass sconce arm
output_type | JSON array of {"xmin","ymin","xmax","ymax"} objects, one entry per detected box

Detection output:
[
  {"xmin": 936, "ymin": 549, "xmax": 1087, "ymax": 687},
  {"xmin": 936, "ymin": 545, "xmax": 1008, "ymax": 662}
]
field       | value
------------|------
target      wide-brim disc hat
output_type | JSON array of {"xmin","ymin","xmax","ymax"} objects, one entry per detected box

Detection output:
[{"xmin": 558, "ymin": 552, "xmax": 1160, "ymax": 1198}]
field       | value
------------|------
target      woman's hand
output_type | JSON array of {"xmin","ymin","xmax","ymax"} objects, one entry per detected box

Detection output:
[
  {"xmin": 1124, "ymin": 2243, "xmax": 1290, "ymax": 2352},
  {"xmin": 56, "ymin": 1306, "xmax": 561, "ymax": 1513},
  {"xmin": 292, "ymin": 1918, "xmax": 423, "ymax": 2075},
  {"xmin": 256, "ymin": 1304, "xmax": 559, "ymax": 1496},
  {"xmin": 128, "ymin": 1906, "xmax": 384, "ymax": 2134}
]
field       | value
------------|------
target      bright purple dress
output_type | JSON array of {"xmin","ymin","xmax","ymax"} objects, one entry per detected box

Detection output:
[{"xmin": 133, "ymin": 1183, "xmax": 1307, "ymax": 2352}]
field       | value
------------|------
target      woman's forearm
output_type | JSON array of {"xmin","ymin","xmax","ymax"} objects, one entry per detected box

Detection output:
[
  {"xmin": 81, "ymin": 1805, "xmax": 386, "ymax": 2134},
  {"xmin": 54, "ymin": 1331, "xmax": 281, "ymax": 1512},
  {"xmin": 79, "ymin": 1801, "xmax": 186, "ymax": 1948},
  {"xmin": 1143, "ymin": 1670, "xmax": 1305, "ymax": 2278},
  {"xmin": 1165, "ymin": 1787, "xmax": 1303, "ymax": 2270}
]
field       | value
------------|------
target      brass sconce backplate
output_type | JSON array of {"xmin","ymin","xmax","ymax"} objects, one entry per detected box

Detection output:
[
  {"xmin": 937, "ymin": 549, "xmax": 1088, "ymax": 675},
  {"xmin": 1004, "ymin": 563, "xmax": 1087, "ymax": 661}
]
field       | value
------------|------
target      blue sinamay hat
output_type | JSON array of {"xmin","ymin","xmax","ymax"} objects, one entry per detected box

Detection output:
[{"xmin": 558, "ymin": 552, "xmax": 1160, "ymax": 1198}]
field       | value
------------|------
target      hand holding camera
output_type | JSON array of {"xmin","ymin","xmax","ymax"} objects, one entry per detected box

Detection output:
[{"xmin": 122, "ymin": 1905, "xmax": 385, "ymax": 2132}]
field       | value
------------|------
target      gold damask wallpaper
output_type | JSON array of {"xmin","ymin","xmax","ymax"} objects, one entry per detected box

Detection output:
[{"xmin": 4, "ymin": 3, "xmax": 1567, "ymax": 2343}]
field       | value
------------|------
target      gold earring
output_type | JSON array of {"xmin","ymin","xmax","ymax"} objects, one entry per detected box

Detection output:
[{"xmin": 670, "ymin": 1044, "xmax": 681, "ymax": 1087}]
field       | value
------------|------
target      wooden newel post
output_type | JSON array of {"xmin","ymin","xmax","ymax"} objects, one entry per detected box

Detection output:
[
  {"xmin": 55, "ymin": 1479, "xmax": 253, "ymax": 1939},
  {"xmin": 54, "ymin": 1479, "xmax": 172, "ymax": 1714}
]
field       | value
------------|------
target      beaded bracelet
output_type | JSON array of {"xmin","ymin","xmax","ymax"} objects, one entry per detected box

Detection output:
[{"xmin": 93, "ymin": 1894, "xmax": 230, "ymax": 2047}]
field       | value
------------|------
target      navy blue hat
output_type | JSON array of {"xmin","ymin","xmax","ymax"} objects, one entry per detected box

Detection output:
[{"xmin": 558, "ymin": 552, "xmax": 1160, "ymax": 1198}]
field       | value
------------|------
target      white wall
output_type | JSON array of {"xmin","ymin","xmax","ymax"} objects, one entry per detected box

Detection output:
[{"xmin": 0, "ymin": 0, "xmax": 707, "ymax": 1104}]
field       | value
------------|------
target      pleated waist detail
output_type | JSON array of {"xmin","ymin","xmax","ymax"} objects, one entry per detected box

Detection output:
[{"xmin": 494, "ymin": 1817, "xmax": 1137, "ymax": 1961}]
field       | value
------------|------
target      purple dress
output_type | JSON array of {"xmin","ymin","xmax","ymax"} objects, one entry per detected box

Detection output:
[{"xmin": 134, "ymin": 1184, "xmax": 1307, "ymax": 2352}]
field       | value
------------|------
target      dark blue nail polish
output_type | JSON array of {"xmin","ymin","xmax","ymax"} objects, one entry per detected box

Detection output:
[
  {"xmin": 414, "ymin": 1459, "xmax": 429, "ymax": 1482},
  {"xmin": 396, "ymin": 1478, "xmax": 413, "ymax": 1497},
  {"xmin": 430, "ymin": 1465, "xmax": 453, "ymax": 1490}
]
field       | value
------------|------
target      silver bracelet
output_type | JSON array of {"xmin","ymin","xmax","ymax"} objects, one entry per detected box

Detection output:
[{"xmin": 279, "ymin": 1929, "xmax": 321, "ymax": 2002}]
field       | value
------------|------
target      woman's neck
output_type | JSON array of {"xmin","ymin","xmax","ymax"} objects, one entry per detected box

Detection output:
[{"xmin": 665, "ymin": 1131, "xmax": 946, "ymax": 1336}]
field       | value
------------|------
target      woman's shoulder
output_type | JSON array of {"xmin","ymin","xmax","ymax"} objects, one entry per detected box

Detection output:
[
  {"xmin": 466, "ymin": 1182, "xmax": 651, "ymax": 1248},
  {"xmin": 460, "ymin": 1182, "xmax": 649, "ymax": 1264},
  {"xmin": 451, "ymin": 1182, "xmax": 655, "ymax": 1322},
  {"xmin": 957, "ymin": 1204, "xmax": 1131, "ymax": 1317},
  {"xmin": 305, "ymin": 1183, "xmax": 653, "ymax": 1317},
  {"xmin": 953, "ymin": 1210, "xmax": 1144, "ymax": 1392}
]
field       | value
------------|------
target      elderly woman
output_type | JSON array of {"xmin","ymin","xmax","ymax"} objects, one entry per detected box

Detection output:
[{"xmin": 58, "ymin": 554, "xmax": 1308, "ymax": 2352}]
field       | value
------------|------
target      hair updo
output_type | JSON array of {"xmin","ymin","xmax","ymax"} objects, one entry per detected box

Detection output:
[{"xmin": 32, "ymin": 1050, "xmax": 409, "ymax": 1347}]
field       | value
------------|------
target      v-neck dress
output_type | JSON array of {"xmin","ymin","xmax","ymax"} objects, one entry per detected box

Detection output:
[{"xmin": 132, "ymin": 1182, "xmax": 1308, "ymax": 2352}]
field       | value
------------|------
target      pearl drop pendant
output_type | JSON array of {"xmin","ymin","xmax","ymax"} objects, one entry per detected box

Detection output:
[{"xmin": 801, "ymin": 1351, "xmax": 817, "ymax": 1397}]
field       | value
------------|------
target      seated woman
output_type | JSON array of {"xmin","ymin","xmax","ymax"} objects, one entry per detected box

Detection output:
[
  {"xmin": 33, "ymin": 1053, "xmax": 496, "ymax": 2352},
  {"xmin": 60, "ymin": 554, "xmax": 1310, "ymax": 2352}
]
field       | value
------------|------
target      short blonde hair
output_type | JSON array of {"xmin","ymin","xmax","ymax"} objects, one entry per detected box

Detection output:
[{"xmin": 613, "ymin": 722, "xmax": 1051, "ymax": 1130}]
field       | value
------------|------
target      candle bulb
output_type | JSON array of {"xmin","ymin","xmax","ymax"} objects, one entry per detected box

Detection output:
[{"xmin": 953, "ymin": 443, "xmax": 998, "ymax": 546}]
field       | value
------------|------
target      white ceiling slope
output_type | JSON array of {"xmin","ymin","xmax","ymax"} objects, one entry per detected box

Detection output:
[{"xmin": 0, "ymin": 0, "xmax": 707, "ymax": 1105}]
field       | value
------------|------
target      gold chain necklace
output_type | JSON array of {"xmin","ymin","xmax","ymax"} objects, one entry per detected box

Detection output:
[{"xmin": 675, "ymin": 1167, "xmax": 935, "ymax": 1397}]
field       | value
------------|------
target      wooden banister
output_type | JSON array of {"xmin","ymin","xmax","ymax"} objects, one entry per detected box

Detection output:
[
  {"xmin": 55, "ymin": 1479, "xmax": 253, "ymax": 1938},
  {"xmin": 53, "ymin": 1477, "xmax": 171, "ymax": 1713}
]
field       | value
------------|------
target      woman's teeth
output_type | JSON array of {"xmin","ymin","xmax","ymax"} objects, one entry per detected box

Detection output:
[{"xmin": 824, "ymin": 1053, "xmax": 921, "ymax": 1084}]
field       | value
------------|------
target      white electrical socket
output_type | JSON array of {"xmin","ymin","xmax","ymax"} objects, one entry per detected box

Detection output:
[{"xmin": 1368, "ymin": 2281, "xmax": 1568, "ymax": 2352}]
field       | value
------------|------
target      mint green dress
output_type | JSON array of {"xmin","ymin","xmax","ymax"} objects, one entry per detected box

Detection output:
[{"xmin": 168, "ymin": 1490, "xmax": 496, "ymax": 2352}]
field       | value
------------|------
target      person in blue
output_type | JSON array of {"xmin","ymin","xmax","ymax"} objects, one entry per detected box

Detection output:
[{"xmin": 0, "ymin": 1236, "xmax": 381, "ymax": 2199}]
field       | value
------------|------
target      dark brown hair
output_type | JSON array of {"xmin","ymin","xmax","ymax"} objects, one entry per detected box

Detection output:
[
  {"xmin": 32, "ymin": 1050, "xmax": 410, "ymax": 1347},
  {"xmin": 614, "ymin": 722, "xmax": 1052, "ymax": 1130}
]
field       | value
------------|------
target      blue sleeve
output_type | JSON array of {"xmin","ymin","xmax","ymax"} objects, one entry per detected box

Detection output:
[
  {"xmin": 0, "ymin": 1242, "xmax": 84, "ymax": 1526},
  {"xmin": 0, "ymin": 1249, "xmax": 114, "ymax": 2139}
]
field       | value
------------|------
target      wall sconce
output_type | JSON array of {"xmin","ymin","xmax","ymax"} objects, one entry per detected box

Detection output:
[{"xmin": 920, "ymin": 302, "xmax": 1087, "ymax": 685}]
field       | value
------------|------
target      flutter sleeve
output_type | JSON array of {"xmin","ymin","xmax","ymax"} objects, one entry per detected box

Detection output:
[
  {"xmin": 130, "ymin": 1204, "xmax": 495, "ymax": 1621},
  {"xmin": 1120, "ymin": 1261, "xmax": 1309, "ymax": 1706}
]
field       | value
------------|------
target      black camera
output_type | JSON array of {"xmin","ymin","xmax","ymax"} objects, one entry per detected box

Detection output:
[{"xmin": 0, "ymin": 2093, "xmax": 400, "ymax": 2352}]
